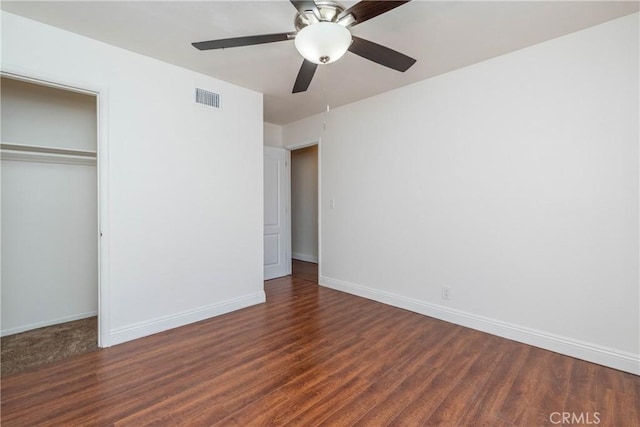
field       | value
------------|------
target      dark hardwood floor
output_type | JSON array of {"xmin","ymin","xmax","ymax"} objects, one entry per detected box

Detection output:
[
  {"xmin": 2, "ymin": 261, "xmax": 638, "ymax": 426},
  {"xmin": 291, "ymin": 258, "xmax": 318, "ymax": 283}
]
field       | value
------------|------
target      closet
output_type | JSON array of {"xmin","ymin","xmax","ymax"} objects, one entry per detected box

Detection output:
[{"xmin": 1, "ymin": 77, "xmax": 98, "ymax": 336}]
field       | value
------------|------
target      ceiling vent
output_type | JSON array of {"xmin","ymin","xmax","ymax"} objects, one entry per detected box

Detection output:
[{"xmin": 195, "ymin": 88, "xmax": 221, "ymax": 109}]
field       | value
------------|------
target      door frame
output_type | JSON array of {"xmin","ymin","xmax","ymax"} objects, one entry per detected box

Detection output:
[
  {"xmin": 286, "ymin": 138, "xmax": 321, "ymax": 278},
  {"xmin": 1, "ymin": 67, "xmax": 111, "ymax": 347}
]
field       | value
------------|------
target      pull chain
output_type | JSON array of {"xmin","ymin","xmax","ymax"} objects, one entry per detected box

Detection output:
[{"xmin": 322, "ymin": 64, "xmax": 331, "ymax": 132}]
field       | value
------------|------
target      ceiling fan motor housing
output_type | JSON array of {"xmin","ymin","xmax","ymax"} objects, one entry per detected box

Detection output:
[{"xmin": 294, "ymin": 1, "xmax": 347, "ymax": 30}]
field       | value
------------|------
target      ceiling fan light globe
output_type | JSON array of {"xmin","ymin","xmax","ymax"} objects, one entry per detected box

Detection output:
[{"xmin": 294, "ymin": 22, "xmax": 351, "ymax": 65}]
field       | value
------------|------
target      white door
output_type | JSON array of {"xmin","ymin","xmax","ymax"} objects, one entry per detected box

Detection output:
[{"xmin": 264, "ymin": 147, "xmax": 290, "ymax": 280}]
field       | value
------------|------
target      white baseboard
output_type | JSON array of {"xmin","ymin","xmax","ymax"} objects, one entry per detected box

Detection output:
[
  {"xmin": 1, "ymin": 311, "xmax": 98, "ymax": 337},
  {"xmin": 319, "ymin": 276, "xmax": 640, "ymax": 375},
  {"xmin": 109, "ymin": 291, "xmax": 266, "ymax": 346},
  {"xmin": 292, "ymin": 252, "xmax": 318, "ymax": 263}
]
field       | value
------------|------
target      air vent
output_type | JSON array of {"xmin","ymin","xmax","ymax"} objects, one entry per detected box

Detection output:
[{"xmin": 195, "ymin": 88, "xmax": 221, "ymax": 109}]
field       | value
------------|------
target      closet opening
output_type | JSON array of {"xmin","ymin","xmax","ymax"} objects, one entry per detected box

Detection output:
[{"xmin": 0, "ymin": 75, "xmax": 101, "ymax": 375}]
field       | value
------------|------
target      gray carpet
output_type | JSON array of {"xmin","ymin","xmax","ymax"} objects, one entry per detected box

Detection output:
[{"xmin": 1, "ymin": 316, "xmax": 98, "ymax": 376}]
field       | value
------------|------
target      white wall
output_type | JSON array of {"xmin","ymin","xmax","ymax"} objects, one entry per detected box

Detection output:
[
  {"xmin": 264, "ymin": 122, "xmax": 283, "ymax": 147},
  {"xmin": 1, "ymin": 11, "xmax": 264, "ymax": 346},
  {"xmin": 1, "ymin": 78, "xmax": 98, "ymax": 336},
  {"xmin": 291, "ymin": 145, "xmax": 318, "ymax": 263},
  {"xmin": 283, "ymin": 13, "xmax": 640, "ymax": 374}
]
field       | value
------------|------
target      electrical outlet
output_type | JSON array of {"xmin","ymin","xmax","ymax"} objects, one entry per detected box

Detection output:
[{"xmin": 442, "ymin": 286, "xmax": 451, "ymax": 300}]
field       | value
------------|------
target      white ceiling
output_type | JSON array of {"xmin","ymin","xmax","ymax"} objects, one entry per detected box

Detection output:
[{"xmin": 2, "ymin": 1, "xmax": 638, "ymax": 125}]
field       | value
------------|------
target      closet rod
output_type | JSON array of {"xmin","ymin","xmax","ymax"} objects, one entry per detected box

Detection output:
[{"xmin": 0, "ymin": 143, "xmax": 96, "ymax": 158}]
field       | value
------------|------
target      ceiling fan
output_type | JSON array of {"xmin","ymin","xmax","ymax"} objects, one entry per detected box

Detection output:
[{"xmin": 192, "ymin": 0, "xmax": 416, "ymax": 93}]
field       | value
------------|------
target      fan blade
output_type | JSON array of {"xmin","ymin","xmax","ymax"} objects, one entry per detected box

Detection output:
[
  {"xmin": 290, "ymin": 0, "xmax": 319, "ymax": 16},
  {"xmin": 192, "ymin": 32, "xmax": 295, "ymax": 50},
  {"xmin": 292, "ymin": 59, "xmax": 318, "ymax": 93},
  {"xmin": 348, "ymin": 36, "xmax": 416, "ymax": 72},
  {"xmin": 339, "ymin": 1, "xmax": 411, "ymax": 27}
]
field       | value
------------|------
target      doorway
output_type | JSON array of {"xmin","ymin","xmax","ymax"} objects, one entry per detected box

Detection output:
[
  {"xmin": 0, "ymin": 75, "xmax": 102, "ymax": 372},
  {"xmin": 290, "ymin": 144, "xmax": 319, "ymax": 283}
]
